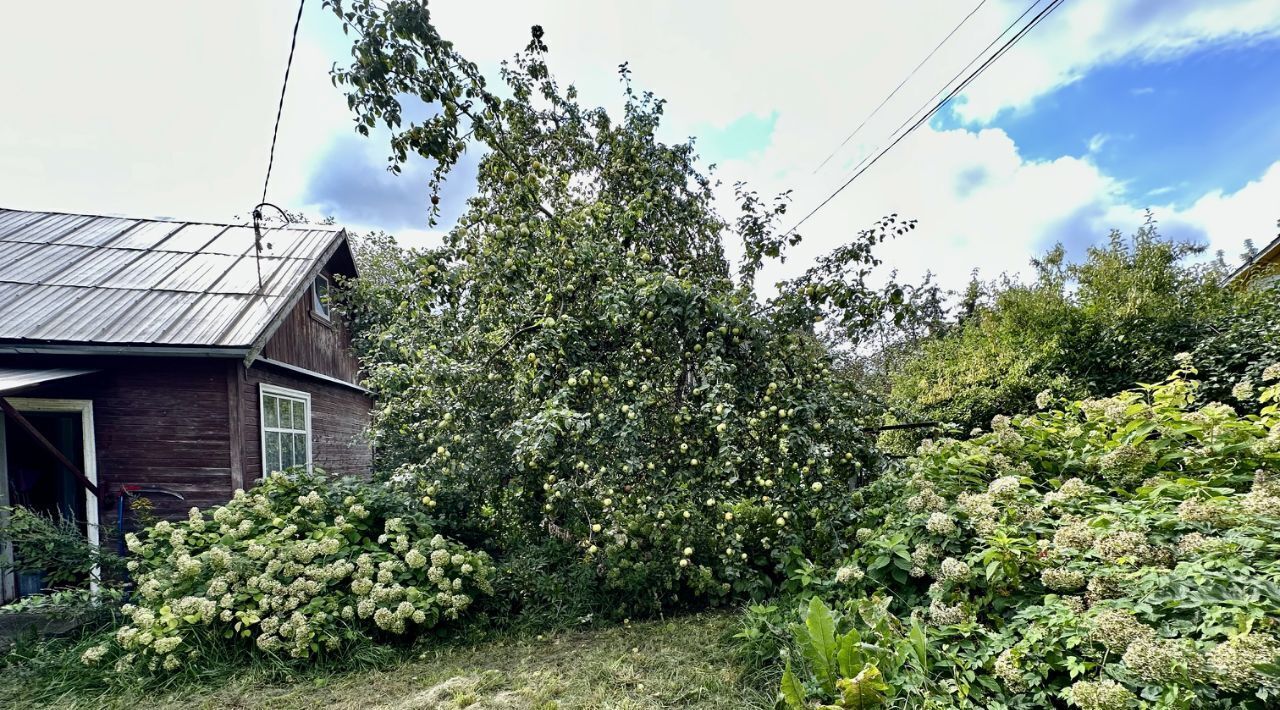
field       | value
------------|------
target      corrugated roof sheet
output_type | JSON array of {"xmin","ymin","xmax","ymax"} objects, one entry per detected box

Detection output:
[
  {"xmin": 0, "ymin": 208, "xmax": 348, "ymax": 348},
  {"xmin": 0, "ymin": 367, "xmax": 99, "ymax": 395}
]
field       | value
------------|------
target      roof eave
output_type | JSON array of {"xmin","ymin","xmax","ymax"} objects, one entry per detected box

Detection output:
[
  {"xmin": 0, "ymin": 341, "xmax": 252, "ymax": 358},
  {"xmin": 243, "ymin": 228, "xmax": 352, "ymax": 368}
]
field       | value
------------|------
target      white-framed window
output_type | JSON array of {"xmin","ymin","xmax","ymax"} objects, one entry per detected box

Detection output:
[
  {"xmin": 312, "ymin": 274, "xmax": 332, "ymax": 320},
  {"xmin": 259, "ymin": 384, "xmax": 311, "ymax": 474}
]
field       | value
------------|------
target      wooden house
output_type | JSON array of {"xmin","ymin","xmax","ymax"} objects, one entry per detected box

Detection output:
[
  {"xmin": 0, "ymin": 208, "xmax": 373, "ymax": 599},
  {"xmin": 1227, "ymin": 231, "xmax": 1280, "ymax": 288}
]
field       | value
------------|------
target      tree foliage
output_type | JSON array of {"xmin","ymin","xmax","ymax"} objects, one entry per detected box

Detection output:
[
  {"xmin": 1194, "ymin": 273, "xmax": 1280, "ymax": 403},
  {"xmin": 328, "ymin": 1, "xmax": 916, "ymax": 616},
  {"xmin": 885, "ymin": 217, "xmax": 1234, "ymax": 436}
]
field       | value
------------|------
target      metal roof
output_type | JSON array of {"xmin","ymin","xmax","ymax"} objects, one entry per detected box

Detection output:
[
  {"xmin": 0, "ymin": 367, "xmax": 99, "ymax": 395},
  {"xmin": 0, "ymin": 208, "xmax": 350, "ymax": 350}
]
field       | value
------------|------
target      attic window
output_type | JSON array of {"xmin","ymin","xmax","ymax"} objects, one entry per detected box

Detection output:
[{"xmin": 312, "ymin": 274, "xmax": 331, "ymax": 320}]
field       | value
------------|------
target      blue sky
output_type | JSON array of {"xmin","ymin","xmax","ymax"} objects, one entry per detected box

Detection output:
[
  {"xmin": 2, "ymin": 0, "xmax": 1278, "ymax": 294},
  {"xmin": 942, "ymin": 37, "xmax": 1280, "ymax": 210}
]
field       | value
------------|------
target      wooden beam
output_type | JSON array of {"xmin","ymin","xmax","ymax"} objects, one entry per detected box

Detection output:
[
  {"xmin": 0, "ymin": 397, "xmax": 99, "ymax": 497},
  {"xmin": 226, "ymin": 363, "xmax": 245, "ymax": 493}
]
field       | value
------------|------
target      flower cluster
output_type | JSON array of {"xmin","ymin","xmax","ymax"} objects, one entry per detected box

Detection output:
[
  {"xmin": 1067, "ymin": 679, "xmax": 1136, "ymax": 710},
  {"xmin": 937, "ymin": 557, "xmax": 970, "ymax": 583},
  {"xmin": 993, "ymin": 647, "xmax": 1028, "ymax": 692},
  {"xmin": 98, "ymin": 472, "xmax": 493, "ymax": 671},
  {"xmin": 835, "ymin": 565, "xmax": 864, "ymax": 585},
  {"xmin": 925, "ymin": 512, "xmax": 956, "ymax": 536},
  {"xmin": 1097, "ymin": 444, "xmax": 1153, "ymax": 487},
  {"xmin": 1206, "ymin": 632, "xmax": 1280, "ymax": 692},
  {"xmin": 1091, "ymin": 530, "xmax": 1152, "ymax": 564},
  {"xmin": 1242, "ymin": 469, "xmax": 1280, "ymax": 517},
  {"xmin": 1121, "ymin": 635, "xmax": 1198, "ymax": 684},
  {"xmin": 1039, "ymin": 567, "xmax": 1085, "ymax": 591},
  {"xmin": 955, "ymin": 492, "xmax": 998, "ymax": 534},
  {"xmin": 906, "ymin": 482, "xmax": 947, "ymax": 513},
  {"xmin": 987, "ymin": 475, "xmax": 1021, "ymax": 500},
  {"xmin": 1176, "ymin": 497, "xmax": 1228, "ymax": 525},
  {"xmin": 927, "ymin": 598, "xmax": 965, "ymax": 626},
  {"xmin": 1086, "ymin": 609, "xmax": 1154, "ymax": 654},
  {"xmin": 1263, "ymin": 362, "xmax": 1280, "ymax": 382},
  {"xmin": 1044, "ymin": 477, "xmax": 1093, "ymax": 506}
]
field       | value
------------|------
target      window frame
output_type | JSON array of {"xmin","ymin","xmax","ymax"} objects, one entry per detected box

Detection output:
[
  {"xmin": 312, "ymin": 273, "xmax": 332, "ymax": 322},
  {"xmin": 258, "ymin": 384, "xmax": 312, "ymax": 475}
]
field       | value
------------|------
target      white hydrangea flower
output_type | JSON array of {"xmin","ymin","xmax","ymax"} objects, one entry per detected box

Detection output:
[
  {"xmin": 1068, "ymin": 679, "xmax": 1136, "ymax": 710},
  {"xmin": 834, "ymin": 565, "xmax": 863, "ymax": 584},
  {"xmin": 938, "ymin": 557, "xmax": 970, "ymax": 582},
  {"xmin": 925, "ymin": 512, "xmax": 956, "ymax": 536},
  {"xmin": 81, "ymin": 644, "xmax": 109, "ymax": 666}
]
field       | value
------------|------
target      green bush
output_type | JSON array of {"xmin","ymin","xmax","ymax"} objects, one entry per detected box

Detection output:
[
  {"xmin": 886, "ymin": 221, "xmax": 1233, "ymax": 438},
  {"xmin": 1194, "ymin": 275, "xmax": 1280, "ymax": 404},
  {"xmin": 335, "ymin": 7, "xmax": 895, "ymax": 620},
  {"xmin": 0, "ymin": 506, "xmax": 124, "ymax": 589},
  {"xmin": 764, "ymin": 361, "xmax": 1280, "ymax": 708},
  {"xmin": 83, "ymin": 471, "xmax": 493, "ymax": 672}
]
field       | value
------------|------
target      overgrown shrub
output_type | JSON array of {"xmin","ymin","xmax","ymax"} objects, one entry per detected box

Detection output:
[
  {"xmin": 333, "ymin": 4, "xmax": 906, "ymax": 620},
  {"xmin": 82, "ymin": 472, "xmax": 493, "ymax": 672},
  {"xmin": 0, "ymin": 507, "xmax": 127, "ymax": 620},
  {"xmin": 0, "ymin": 506, "xmax": 125, "ymax": 590},
  {"xmin": 1194, "ymin": 275, "xmax": 1280, "ymax": 404},
  {"xmin": 886, "ymin": 221, "xmax": 1234, "ymax": 438},
  {"xmin": 763, "ymin": 361, "xmax": 1280, "ymax": 708}
]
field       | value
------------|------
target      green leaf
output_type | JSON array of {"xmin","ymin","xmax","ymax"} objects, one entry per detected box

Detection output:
[
  {"xmin": 801, "ymin": 596, "xmax": 839, "ymax": 694},
  {"xmin": 780, "ymin": 660, "xmax": 806, "ymax": 710}
]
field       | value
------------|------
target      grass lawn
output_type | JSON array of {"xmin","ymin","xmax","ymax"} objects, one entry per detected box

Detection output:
[{"xmin": 1, "ymin": 613, "xmax": 773, "ymax": 709}]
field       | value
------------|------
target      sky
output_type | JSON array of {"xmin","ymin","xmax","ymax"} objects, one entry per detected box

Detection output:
[{"xmin": 2, "ymin": 0, "xmax": 1279, "ymax": 297}]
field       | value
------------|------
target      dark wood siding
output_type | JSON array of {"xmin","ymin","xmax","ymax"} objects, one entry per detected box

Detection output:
[
  {"xmin": 0, "ymin": 355, "xmax": 235, "ymax": 524},
  {"xmin": 259, "ymin": 261, "xmax": 362, "ymax": 384},
  {"xmin": 240, "ymin": 364, "xmax": 372, "ymax": 481}
]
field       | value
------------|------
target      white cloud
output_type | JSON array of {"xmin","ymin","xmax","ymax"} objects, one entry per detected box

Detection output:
[
  {"xmin": 724, "ymin": 123, "xmax": 1127, "ymax": 296},
  {"xmin": 0, "ymin": 1, "xmax": 326, "ymax": 222},
  {"xmin": 1167, "ymin": 160, "xmax": 1280, "ymax": 260},
  {"xmin": 0, "ymin": 0, "xmax": 1275, "ymax": 301}
]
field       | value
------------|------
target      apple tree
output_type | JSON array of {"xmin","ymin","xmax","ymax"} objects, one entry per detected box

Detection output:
[{"xmin": 330, "ymin": 1, "xmax": 910, "ymax": 614}]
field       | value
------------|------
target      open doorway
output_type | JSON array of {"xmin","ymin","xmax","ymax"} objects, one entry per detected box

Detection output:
[{"xmin": 0, "ymin": 398, "xmax": 99, "ymax": 601}]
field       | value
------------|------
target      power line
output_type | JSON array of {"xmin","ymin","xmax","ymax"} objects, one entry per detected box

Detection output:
[
  {"xmin": 259, "ymin": 0, "xmax": 307, "ymax": 205},
  {"xmin": 812, "ymin": 0, "xmax": 989, "ymax": 175},
  {"xmin": 787, "ymin": 0, "xmax": 1066, "ymax": 236}
]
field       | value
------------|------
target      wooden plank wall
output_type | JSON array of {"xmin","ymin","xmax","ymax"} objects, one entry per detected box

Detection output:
[
  {"xmin": 240, "ymin": 364, "xmax": 372, "ymax": 482},
  {"xmin": 0, "ymin": 355, "xmax": 235, "ymax": 525},
  {"xmin": 259, "ymin": 264, "xmax": 362, "ymax": 384}
]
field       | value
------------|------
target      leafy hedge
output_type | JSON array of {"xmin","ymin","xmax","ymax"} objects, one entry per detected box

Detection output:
[
  {"xmin": 767, "ymin": 361, "xmax": 1280, "ymax": 708},
  {"xmin": 82, "ymin": 472, "xmax": 493, "ymax": 672},
  {"xmin": 1193, "ymin": 276, "xmax": 1280, "ymax": 403},
  {"xmin": 885, "ymin": 223, "xmax": 1234, "ymax": 438}
]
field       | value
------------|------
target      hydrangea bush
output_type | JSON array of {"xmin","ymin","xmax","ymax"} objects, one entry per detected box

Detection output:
[
  {"xmin": 772, "ymin": 361, "xmax": 1280, "ymax": 708},
  {"xmin": 84, "ymin": 472, "xmax": 493, "ymax": 672}
]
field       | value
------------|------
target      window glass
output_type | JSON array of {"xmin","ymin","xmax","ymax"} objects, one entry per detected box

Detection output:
[
  {"xmin": 313, "ymin": 275, "xmax": 331, "ymax": 319},
  {"xmin": 260, "ymin": 389, "xmax": 310, "ymax": 474},
  {"xmin": 280, "ymin": 432, "xmax": 294, "ymax": 467},
  {"xmin": 265, "ymin": 431, "xmax": 281, "ymax": 472}
]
